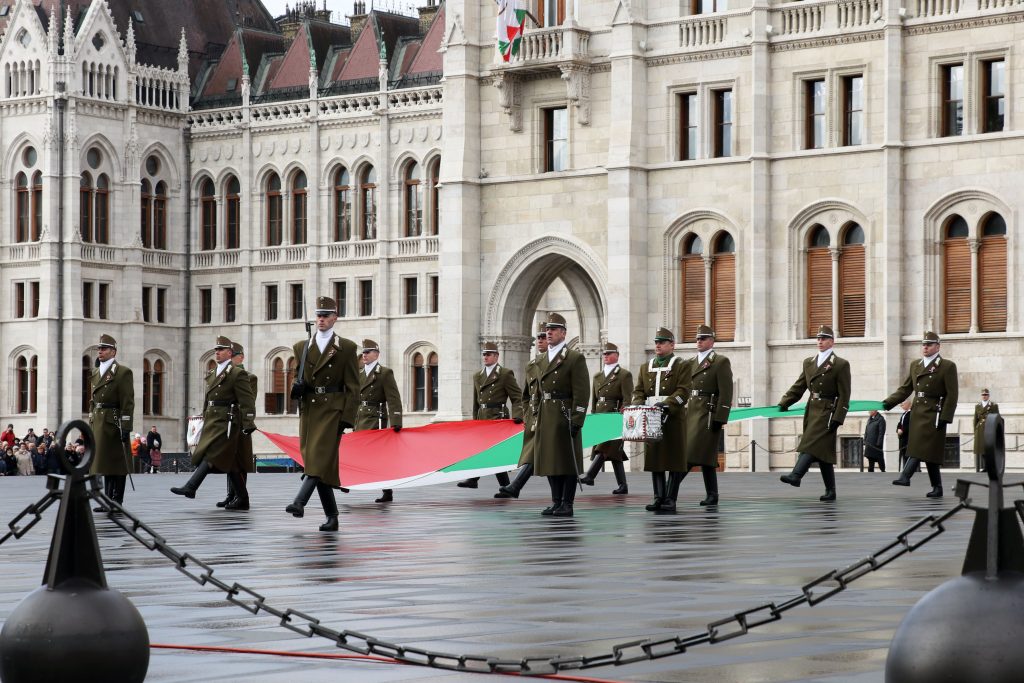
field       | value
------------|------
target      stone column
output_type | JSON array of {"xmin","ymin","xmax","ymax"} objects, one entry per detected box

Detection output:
[
  {"xmin": 969, "ymin": 237, "xmax": 980, "ymax": 333},
  {"xmin": 703, "ymin": 254, "xmax": 715, "ymax": 325},
  {"xmin": 830, "ymin": 246, "xmax": 840, "ymax": 336}
]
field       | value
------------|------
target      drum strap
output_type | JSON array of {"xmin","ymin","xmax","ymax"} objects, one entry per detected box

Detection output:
[{"xmin": 647, "ymin": 356, "xmax": 678, "ymax": 400}]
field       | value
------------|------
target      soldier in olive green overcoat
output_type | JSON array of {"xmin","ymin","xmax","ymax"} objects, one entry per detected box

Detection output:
[
  {"xmin": 497, "ymin": 324, "xmax": 548, "ymax": 499},
  {"xmin": 533, "ymin": 313, "xmax": 590, "ymax": 517},
  {"xmin": 459, "ymin": 341, "xmax": 524, "ymax": 496},
  {"xmin": 630, "ymin": 327, "xmax": 690, "ymax": 512},
  {"xmin": 355, "ymin": 339, "xmax": 403, "ymax": 503},
  {"xmin": 777, "ymin": 326, "xmax": 851, "ymax": 502},
  {"xmin": 680, "ymin": 325, "xmax": 733, "ymax": 507},
  {"xmin": 285, "ymin": 296, "xmax": 361, "ymax": 531},
  {"xmin": 973, "ymin": 388, "xmax": 998, "ymax": 461},
  {"xmin": 882, "ymin": 331, "xmax": 959, "ymax": 497},
  {"xmin": 216, "ymin": 342, "xmax": 258, "ymax": 509},
  {"xmin": 172, "ymin": 337, "xmax": 256, "ymax": 510},
  {"xmin": 88, "ymin": 334, "xmax": 135, "ymax": 508},
  {"xmin": 580, "ymin": 342, "xmax": 633, "ymax": 495}
]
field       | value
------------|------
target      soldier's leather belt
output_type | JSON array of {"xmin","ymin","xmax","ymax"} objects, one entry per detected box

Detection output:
[
  {"xmin": 810, "ymin": 392, "xmax": 837, "ymax": 400},
  {"xmin": 597, "ymin": 399, "xmax": 621, "ymax": 407},
  {"xmin": 93, "ymin": 403, "xmax": 119, "ymax": 409},
  {"xmin": 481, "ymin": 402, "xmax": 506, "ymax": 409},
  {"xmin": 360, "ymin": 401, "xmax": 384, "ymax": 407},
  {"xmin": 542, "ymin": 392, "xmax": 572, "ymax": 400},
  {"xmin": 916, "ymin": 392, "xmax": 942, "ymax": 399},
  {"xmin": 306, "ymin": 385, "xmax": 346, "ymax": 395},
  {"xmin": 690, "ymin": 390, "xmax": 716, "ymax": 397},
  {"xmin": 207, "ymin": 400, "xmax": 235, "ymax": 407}
]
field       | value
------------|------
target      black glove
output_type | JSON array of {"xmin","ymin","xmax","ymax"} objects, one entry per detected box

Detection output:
[
  {"xmin": 242, "ymin": 427, "xmax": 256, "ymax": 435},
  {"xmin": 392, "ymin": 426, "xmax": 402, "ymax": 433},
  {"xmin": 570, "ymin": 424, "xmax": 581, "ymax": 437},
  {"xmin": 938, "ymin": 419, "xmax": 951, "ymax": 427},
  {"xmin": 289, "ymin": 380, "xmax": 306, "ymax": 401},
  {"xmin": 512, "ymin": 417, "xmax": 523, "ymax": 424},
  {"xmin": 881, "ymin": 401, "xmax": 893, "ymax": 411},
  {"xmin": 777, "ymin": 404, "xmax": 789, "ymax": 412},
  {"xmin": 120, "ymin": 430, "xmax": 131, "ymax": 444},
  {"xmin": 711, "ymin": 420, "xmax": 725, "ymax": 431},
  {"xmin": 341, "ymin": 421, "xmax": 354, "ymax": 431},
  {"xmin": 828, "ymin": 421, "xmax": 840, "ymax": 433}
]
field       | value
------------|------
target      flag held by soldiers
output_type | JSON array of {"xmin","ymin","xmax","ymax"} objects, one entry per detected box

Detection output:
[{"xmin": 496, "ymin": 0, "xmax": 528, "ymax": 62}]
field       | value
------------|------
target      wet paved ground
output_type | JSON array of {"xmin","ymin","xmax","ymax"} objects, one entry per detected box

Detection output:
[{"xmin": 0, "ymin": 470, "xmax": 992, "ymax": 682}]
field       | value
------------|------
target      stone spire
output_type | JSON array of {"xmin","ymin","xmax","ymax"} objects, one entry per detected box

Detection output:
[
  {"xmin": 47, "ymin": 5, "xmax": 58, "ymax": 57},
  {"xmin": 177, "ymin": 28, "xmax": 188, "ymax": 73},
  {"xmin": 125, "ymin": 18, "xmax": 136, "ymax": 64},
  {"xmin": 62, "ymin": 4, "xmax": 75, "ymax": 55}
]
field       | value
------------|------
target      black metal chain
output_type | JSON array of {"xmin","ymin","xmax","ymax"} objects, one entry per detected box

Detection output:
[
  {"xmin": 79, "ymin": 486, "xmax": 968, "ymax": 674},
  {"xmin": 0, "ymin": 478, "xmax": 62, "ymax": 547}
]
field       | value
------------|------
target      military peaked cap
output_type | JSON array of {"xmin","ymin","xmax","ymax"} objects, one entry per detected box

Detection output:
[
  {"xmin": 601, "ymin": 342, "xmax": 619, "ymax": 354},
  {"xmin": 481, "ymin": 341, "xmax": 499, "ymax": 354},
  {"xmin": 654, "ymin": 327, "xmax": 675, "ymax": 343},
  {"xmin": 923, "ymin": 331, "xmax": 940, "ymax": 344},
  {"xmin": 816, "ymin": 325, "xmax": 835, "ymax": 339},
  {"xmin": 981, "ymin": 388, "xmax": 990, "ymax": 395},
  {"xmin": 231, "ymin": 342, "xmax": 244, "ymax": 356},
  {"xmin": 695, "ymin": 325, "xmax": 716, "ymax": 339},
  {"xmin": 214, "ymin": 336, "xmax": 233, "ymax": 350},
  {"xmin": 361, "ymin": 339, "xmax": 379, "ymax": 352},
  {"xmin": 98, "ymin": 334, "xmax": 117, "ymax": 349},
  {"xmin": 535, "ymin": 321, "xmax": 547, "ymax": 337},
  {"xmin": 545, "ymin": 312, "xmax": 567, "ymax": 329},
  {"xmin": 315, "ymin": 296, "xmax": 338, "ymax": 315}
]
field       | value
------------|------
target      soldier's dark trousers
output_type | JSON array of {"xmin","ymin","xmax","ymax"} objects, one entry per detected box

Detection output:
[
  {"xmin": 286, "ymin": 476, "xmax": 319, "ymax": 517},
  {"xmin": 659, "ymin": 471, "xmax": 686, "ymax": 512},
  {"xmin": 611, "ymin": 461, "xmax": 628, "ymax": 494},
  {"xmin": 700, "ymin": 466, "xmax": 719, "ymax": 506},
  {"xmin": 499, "ymin": 464, "xmax": 533, "ymax": 498},
  {"xmin": 646, "ymin": 472, "xmax": 667, "ymax": 511},
  {"xmin": 780, "ymin": 453, "xmax": 815, "ymax": 486},
  {"xmin": 554, "ymin": 476, "xmax": 576, "ymax": 517},
  {"xmin": 925, "ymin": 463, "xmax": 943, "ymax": 498},
  {"xmin": 542, "ymin": 476, "xmax": 562, "ymax": 515},
  {"xmin": 819, "ymin": 463, "xmax": 836, "ymax": 501},
  {"xmin": 224, "ymin": 472, "xmax": 249, "ymax": 510},
  {"xmin": 580, "ymin": 455, "xmax": 606, "ymax": 485},
  {"xmin": 892, "ymin": 458, "xmax": 920, "ymax": 486},
  {"xmin": 171, "ymin": 461, "xmax": 211, "ymax": 498},
  {"xmin": 105, "ymin": 475, "xmax": 126, "ymax": 505},
  {"xmin": 94, "ymin": 477, "xmax": 112, "ymax": 512},
  {"xmin": 317, "ymin": 483, "xmax": 339, "ymax": 531},
  {"xmin": 219, "ymin": 472, "xmax": 247, "ymax": 507}
]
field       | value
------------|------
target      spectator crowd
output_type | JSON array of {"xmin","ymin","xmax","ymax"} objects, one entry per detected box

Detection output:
[{"xmin": 0, "ymin": 423, "xmax": 163, "ymax": 476}]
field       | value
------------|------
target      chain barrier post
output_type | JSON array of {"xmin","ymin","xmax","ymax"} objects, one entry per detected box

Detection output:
[
  {"xmin": 886, "ymin": 414, "xmax": 1024, "ymax": 683},
  {"xmin": 0, "ymin": 420, "xmax": 150, "ymax": 683},
  {"xmin": 750, "ymin": 440, "xmax": 756, "ymax": 473}
]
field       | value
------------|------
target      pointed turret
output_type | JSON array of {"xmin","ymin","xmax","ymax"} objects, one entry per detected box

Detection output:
[
  {"xmin": 177, "ymin": 28, "xmax": 188, "ymax": 74},
  {"xmin": 47, "ymin": 5, "xmax": 58, "ymax": 57},
  {"xmin": 125, "ymin": 18, "xmax": 136, "ymax": 64},
  {"xmin": 62, "ymin": 4, "xmax": 75, "ymax": 55}
]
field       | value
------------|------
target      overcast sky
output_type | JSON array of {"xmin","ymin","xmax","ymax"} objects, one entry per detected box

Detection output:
[{"xmin": 259, "ymin": 0, "xmax": 424, "ymax": 22}]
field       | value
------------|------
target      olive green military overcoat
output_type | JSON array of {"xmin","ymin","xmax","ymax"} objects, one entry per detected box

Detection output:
[
  {"xmin": 88, "ymin": 361, "xmax": 135, "ymax": 475},
  {"xmin": 234, "ymin": 365, "xmax": 258, "ymax": 473},
  {"xmin": 973, "ymin": 401, "xmax": 999, "ymax": 456},
  {"xmin": 533, "ymin": 346, "xmax": 590, "ymax": 477},
  {"xmin": 778, "ymin": 353, "xmax": 851, "ymax": 464},
  {"xmin": 683, "ymin": 352, "xmax": 733, "ymax": 468},
  {"xmin": 518, "ymin": 354, "xmax": 544, "ymax": 467},
  {"xmin": 473, "ymin": 365, "xmax": 523, "ymax": 421},
  {"xmin": 355, "ymin": 364, "xmax": 403, "ymax": 431},
  {"xmin": 293, "ymin": 334, "xmax": 361, "ymax": 487},
  {"xmin": 883, "ymin": 357, "xmax": 958, "ymax": 465},
  {"xmin": 590, "ymin": 365, "xmax": 634, "ymax": 462},
  {"xmin": 192, "ymin": 363, "xmax": 256, "ymax": 472},
  {"xmin": 630, "ymin": 355, "xmax": 689, "ymax": 472}
]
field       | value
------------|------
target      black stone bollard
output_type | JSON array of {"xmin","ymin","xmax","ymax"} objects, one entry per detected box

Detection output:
[
  {"xmin": 886, "ymin": 414, "xmax": 1024, "ymax": 682},
  {"xmin": 0, "ymin": 420, "xmax": 149, "ymax": 683}
]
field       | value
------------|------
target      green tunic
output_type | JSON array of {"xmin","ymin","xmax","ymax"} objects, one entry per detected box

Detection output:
[
  {"xmin": 883, "ymin": 356, "xmax": 959, "ymax": 465},
  {"xmin": 192, "ymin": 363, "xmax": 256, "ymax": 472},
  {"xmin": 532, "ymin": 346, "xmax": 590, "ymax": 477},
  {"xmin": 682, "ymin": 351, "xmax": 733, "ymax": 468},
  {"xmin": 778, "ymin": 353, "xmax": 852, "ymax": 464},
  {"xmin": 973, "ymin": 401, "xmax": 999, "ymax": 456},
  {"xmin": 292, "ymin": 334, "xmax": 361, "ymax": 487},
  {"xmin": 590, "ymin": 365, "xmax": 633, "ymax": 462},
  {"xmin": 518, "ymin": 354, "xmax": 543, "ymax": 467},
  {"xmin": 354, "ymin": 364, "xmax": 403, "ymax": 431},
  {"xmin": 88, "ymin": 361, "xmax": 135, "ymax": 476},
  {"xmin": 234, "ymin": 364, "xmax": 258, "ymax": 473},
  {"xmin": 473, "ymin": 365, "xmax": 523, "ymax": 420},
  {"xmin": 630, "ymin": 355, "xmax": 689, "ymax": 472}
]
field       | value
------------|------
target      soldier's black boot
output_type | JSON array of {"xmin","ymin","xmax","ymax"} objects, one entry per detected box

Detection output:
[
  {"xmin": 107, "ymin": 476, "xmax": 127, "ymax": 512},
  {"xmin": 216, "ymin": 476, "xmax": 235, "ymax": 508},
  {"xmin": 94, "ymin": 476, "xmax": 110, "ymax": 512},
  {"xmin": 659, "ymin": 471, "xmax": 686, "ymax": 512},
  {"xmin": 286, "ymin": 476, "xmax": 318, "ymax": 517},
  {"xmin": 224, "ymin": 472, "xmax": 250, "ymax": 510},
  {"xmin": 457, "ymin": 477, "xmax": 480, "ymax": 488},
  {"xmin": 646, "ymin": 472, "xmax": 667, "ymax": 511},
  {"xmin": 780, "ymin": 453, "xmax": 814, "ymax": 487},
  {"xmin": 495, "ymin": 472, "xmax": 511, "ymax": 487},
  {"xmin": 925, "ymin": 463, "xmax": 943, "ymax": 498},
  {"xmin": 579, "ymin": 455, "xmax": 606, "ymax": 486},
  {"xmin": 375, "ymin": 489, "xmax": 393, "ymax": 503},
  {"xmin": 892, "ymin": 458, "xmax": 919, "ymax": 486},
  {"xmin": 819, "ymin": 462, "xmax": 836, "ymax": 501},
  {"xmin": 497, "ymin": 464, "xmax": 533, "ymax": 498},
  {"xmin": 171, "ymin": 462, "xmax": 211, "ymax": 498},
  {"xmin": 553, "ymin": 476, "xmax": 577, "ymax": 517},
  {"xmin": 542, "ymin": 476, "xmax": 562, "ymax": 515},
  {"xmin": 878, "ymin": 457, "xmax": 886, "ymax": 473},
  {"xmin": 317, "ymin": 483, "xmax": 339, "ymax": 531},
  {"xmin": 700, "ymin": 466, "xmax": 719, "ymax": 506},
  {"xmin": 867, "ymin": 458, "xmax": 875, "ymax": 473},
  {"xmin": 611, "ymin": 461, "xmax": 628, "ymax": 495}
]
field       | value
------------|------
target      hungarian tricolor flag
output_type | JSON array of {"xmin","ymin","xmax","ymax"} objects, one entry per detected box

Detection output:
[{"xmin": 496, "ymin": 0, "xmax": 528, "ymax": 62}]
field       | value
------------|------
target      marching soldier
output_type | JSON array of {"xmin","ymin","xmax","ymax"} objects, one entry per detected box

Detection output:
[
  {"xmin": 171, "ymin": 337, "xmax": 256, "ymax": 510},
  {"xmin": 680, "ymin": 325, "xmax": 732, "ymax": 507},
  {"xmin": 89, "ymin": 334, "xmax": 134, "ymax": 510},
  {"xmin": 580, "ymin": 342, "xmax": 632, "ymax": 495},
  {"xmin": 883, "ymin": 331, "xmax": 958, "ymax": 497},
  {"xmin": 777, "ymin": 325, "xmax": 851, "ymax": 502},
  {"xmin": 356, "ymin": 339, "xmax": 403, "ymax": 503},
  {"xmin": 459, "ymin": 341, "xmax": 524, "ymax": 495},
  {"xmin": 534, "ymin": 313, "xmax": 590, "ymax": 517},
  {"xmin": 497, "ymin": 323, "xmax": 548, "ymax": 499},
  {"xmin": 630, "ymin": 328, "xmax": 690, "ymax": 513},
  {"xmin": 216, "ymin": 342, "xmax": 258, "ymax": 508},
  {"xmin": 286, "ymin": 297, "xmax": 360, "ymax": 530},
  {"xmin": 973, "ymin": 388, "xmax": 998, "ymax": 468}
]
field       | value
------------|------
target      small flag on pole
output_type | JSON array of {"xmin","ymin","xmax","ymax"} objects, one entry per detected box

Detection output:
[{"xmin": 496, "ymin": 0, "xmax": 528, "ymax": 62}]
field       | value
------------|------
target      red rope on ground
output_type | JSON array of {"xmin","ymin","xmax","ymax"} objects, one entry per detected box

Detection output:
[{"xmin": 150, "ymin": 643, "xmax": 628, "ymax": 683}]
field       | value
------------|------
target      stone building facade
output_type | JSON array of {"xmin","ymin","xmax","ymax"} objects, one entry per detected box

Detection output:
[{"xmin": 0, "ymin": 0, "xmax": 1019, "ymax": 468}]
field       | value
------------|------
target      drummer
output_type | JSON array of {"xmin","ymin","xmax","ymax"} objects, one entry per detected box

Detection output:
[{"xmin": 629, "ymin": 327, "xmax": 690, "ymax": 513}]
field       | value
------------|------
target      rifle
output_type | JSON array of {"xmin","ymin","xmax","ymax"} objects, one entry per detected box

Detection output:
[{"xmin": 290, "ymin": 295, "xmax": 314, "ymax": 403}]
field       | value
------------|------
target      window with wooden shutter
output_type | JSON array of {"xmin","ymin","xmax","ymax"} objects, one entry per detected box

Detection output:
[
  {"xmin": 943, "ymin": 215, "xmax": 970, "ymax": 333},
  {"xmin": 711, "ymin": 232, "xmax": 736, "ymax": 341},
  {"xmin": 839, "ymin": 224, "xmax": 865, "ymax": 337},
  {"xmin": 979, "ymin": 213, "xmax": 1007, "ymax": 332},
  {"xmin": 806, "ymin": 225, "xmax": 832, "ymax": 338},
  {"xmin": 680, "ymin": 234, "xmax": 705, "ymax": 341}
]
